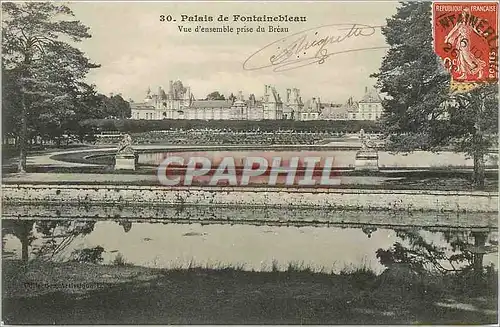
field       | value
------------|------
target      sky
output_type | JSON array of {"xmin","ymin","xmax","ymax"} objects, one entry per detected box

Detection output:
[{"xmin": 68, "ymin": 1, "xmax": 399, "ymax": 103}]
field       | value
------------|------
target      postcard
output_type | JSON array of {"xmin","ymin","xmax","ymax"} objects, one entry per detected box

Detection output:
[{"xmin": 1, "ymin": 0, "xmax": 498, "ymax": 325}]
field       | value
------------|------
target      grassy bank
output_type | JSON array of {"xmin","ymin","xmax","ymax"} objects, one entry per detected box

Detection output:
[{"xmin": 2, "ymin": 259, "xmax": 497, "ymax": 324}]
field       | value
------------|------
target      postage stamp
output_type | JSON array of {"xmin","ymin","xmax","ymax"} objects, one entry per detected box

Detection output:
[
  {"xmin": 1, "ymin": 1, "xmax": 498, "ymax": 325},
  {"xmin": 433, "ymin": 2, "xmax": 498, "ymax": 86}
]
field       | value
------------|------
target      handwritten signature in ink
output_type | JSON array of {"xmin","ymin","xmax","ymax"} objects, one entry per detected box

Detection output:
[{"xmin": 243, "ymin": 23, "xmax": 387, "ymax": 72}]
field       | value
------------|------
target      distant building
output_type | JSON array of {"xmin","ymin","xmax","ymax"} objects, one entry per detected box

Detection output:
[
  {"xmin": 130, "ymin": 81, "xmax": 286, "ymax": 121},
  {"xmin": 261, "ymin": 84, "xmax": 284, "ymax": 120},
  {"xmin": 297, "ymin": 87, "xmax": 383, "ymax": 121},
  {"xmin": 348, "ymin": 87, "xmax": 384, "ymax": 121},
  {"xmin": 319, "ymin": 102, "xmax": 347, "ymax": 120},
  {"xmin": 283, "ymin": 88, "xmax": 303, "ymax": 120},
  {"xmin": 130, "ymin": 82, "xmax": 383, "ymax": 121},
  {"xmin": 130, "ymin": 102, "xmax": 156, "ymax": 120},
  {"xmin": 299, "ymin": 97, "xmax": 321, "ymax": 121}
]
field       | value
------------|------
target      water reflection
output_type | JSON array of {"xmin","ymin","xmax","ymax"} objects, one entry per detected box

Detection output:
[
  {"xmin": 139, "ymin": 150, "xmax": 499, "ymax": 168},
  {"xmin": 2, "ymin": 219, "xmax": 497, "ymax": 275}
]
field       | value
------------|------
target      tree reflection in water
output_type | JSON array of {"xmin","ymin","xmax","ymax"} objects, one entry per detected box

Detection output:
[
  {"xmin": 375, "ymin": 229, "xmax": 495, "ymax": 273},
  {"xmin": 2, "ymin": 219, "xmax": 497, "ymax": 281},
  {"xmin": 374, "ymin": 228, "xmax": 497, "ymax": 297},
  {"xmin": 1, "ymin": 219, "xmax": 134, "ymax": 264}
]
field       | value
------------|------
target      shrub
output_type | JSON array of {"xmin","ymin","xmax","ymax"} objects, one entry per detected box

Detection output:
[
  {"xmin": 112, "ymin": 252, "xmax": 127, "ymax": 266},
  {"xmin": 71, "ymin": 246, "xmax": 104, "ymax": 264},
  {"xmin": 82, "ymin": 118, "xmax": 382, "ymax": 134}
]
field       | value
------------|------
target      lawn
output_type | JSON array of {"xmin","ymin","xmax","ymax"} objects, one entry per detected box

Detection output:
[{"xmin": 2, "ymin": 260, "xmax": 497, "ymax": 325}]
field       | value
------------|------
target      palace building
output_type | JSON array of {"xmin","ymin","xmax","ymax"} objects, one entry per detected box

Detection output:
[
  {"xmin": 130, "ymin": 82, "xmax": 290, "ymax": 121},
  {"xmin": 130, "ymin": 81, "xmax": 383, "ymax": 121},
  {"xmin": 317, "ymin": 87, "xmax": 384, "ymax": 121},
  {"xmin": 348, "ymin": 87, "xmax": 384, "ymax": 121}
]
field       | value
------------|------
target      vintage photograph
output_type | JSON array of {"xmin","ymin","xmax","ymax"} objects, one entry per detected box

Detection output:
[{"xmin": 1, "ymin": 0, "xmax": 498, "ymax": 325}]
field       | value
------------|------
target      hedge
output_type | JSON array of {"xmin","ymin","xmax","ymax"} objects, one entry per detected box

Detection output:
[{"xmin": 81, "ymin": 119, "xmax": 382, "ymax": 133}]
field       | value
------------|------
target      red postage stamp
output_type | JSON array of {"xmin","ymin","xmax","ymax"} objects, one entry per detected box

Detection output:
[{"xmin": 433, "ymin": 2, "xmax": 498, "ymax": 83}]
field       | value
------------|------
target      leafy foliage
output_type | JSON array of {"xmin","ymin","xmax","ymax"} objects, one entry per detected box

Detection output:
[
  {"xmin": 373, "ymin": 2, "xmax": 451, "ymax": 145},
  {"xmin": 2, "ymin": 2, "xmax": 99, "ymax": 170},
  {"xmin": 71, "ymin": 246, "xmax": 105, "ymax": 264},
  {"xmin": 206, "ymin": 91, "xmax": 226, "ymax": 100},
  {"xmin": 2, "ymin": 220, "xmax": 97, "ymax": 262},
  {"xmin": 372, "ymin": 2, "xmax": 498, "ymax": 186},
  {"xmin": 376, "ymin": 229, "xmax": 485, "ymax": 275}
]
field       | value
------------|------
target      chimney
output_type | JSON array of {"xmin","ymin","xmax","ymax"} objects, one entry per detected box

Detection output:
[
  {"xmin": 365, "ymin": 86, "xmax": 368, "ymax": 93},
  {"xmin": 264, "ymin": 85, "xmax": 268, "ymax": 95},
  {"xmin": 109, "ymin": 92, "xmax": 114, "ymax": 97},
  {"xmin": 169, "ymin": 80, "xmax": 173, "ymax": 94},
  {"xmin": 295, "ymin": 88, "xmax": 300, "ymax": 98},
  {"xmin": 286, "ymin": 89, "xmax": 291, "ymax": 103},
  {"xmin": 239, "ymin": 90, "xmax": 243, "ymax": 100}
]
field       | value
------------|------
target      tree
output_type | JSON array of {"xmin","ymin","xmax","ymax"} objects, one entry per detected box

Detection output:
[
  {"xmin": 1, "ymin": 67, "xmax": 22, "ymax": 144},
  {"xmin": 172, "ymin": 80, "xmax": 187, "ymax": 98},
  {"xmin": 206, "ymin": 91, "xmax": 225, "ymax": 100},
  {"xmin": 2, "ymin": 220, "xmax": 97, "ymax": 263},
  {"xmin": 2, "ymin": 2, "xmax": 99, "ymax": 172},
  {"xmin": 101, "ymin": 94, "xmax": 131, "ymax": 119},
  {"xmin": 372, "ymin": 2, "xmax": 498, "ymax": 188},
  {"xmin": 376, "ymin": 229, "xmax": 495, "ymax": 278}
]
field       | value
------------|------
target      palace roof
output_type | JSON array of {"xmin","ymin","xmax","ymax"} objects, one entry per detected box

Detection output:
[
  {"xmin": 359, "ymin": 88, "xmax": 382, "ymax": 103},
  {"xmin": 190, "ymin": 100, "xmax": 233, "ymax": 108}
]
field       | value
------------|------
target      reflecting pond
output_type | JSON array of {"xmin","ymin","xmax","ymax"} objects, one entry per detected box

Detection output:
[
  {"xmin": 3, "ymin": 219, "xmax": 497, "ymax": 274},
  {"xmin": 139, "ymin": 150, "xmax": 499, "ymax": 168}
]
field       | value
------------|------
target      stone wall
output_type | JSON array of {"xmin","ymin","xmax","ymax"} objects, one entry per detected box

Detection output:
[
  {"xmin": 2, "ymin": 203, "xmax": 497, "ymax": 230},
  {"xmin": 2, "ymin": 184, "xmax": 498, "ymax": 213}
]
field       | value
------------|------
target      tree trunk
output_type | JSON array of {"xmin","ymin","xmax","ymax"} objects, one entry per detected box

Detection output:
[
  {"xmin": 473, "ymin": 151, "xmax": 485, "ymax": 189},
  {"xmin": 18, "ymin": 220, "xmax": 34, "ymax": 263},
  {"xmin": 17, "ymin": 87, "xmax": 27, "ymax": 173},
  {"xmin": 471, "ymin": 232, "xmax": 487, "ymax": 275},
  {"xmin": 21, "ymin": 234, "xmax": 29, "ymax": 262},
  {"xmin": 472, "ymin": 95, "xmax": 486, "ymax": 189}
]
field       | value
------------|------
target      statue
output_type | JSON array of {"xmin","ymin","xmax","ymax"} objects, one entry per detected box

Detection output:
[
  {"xmin": 359, "ymin": 129, "xmax": 368, "ymax": 150},
  {"xmin": 114, "ymin": 134, "xmax": 137, "ymax": 170},
  {"xmin": 117, "ymin": 134, "xmax": 134, "ymax": 154},
  {"xmin": 355, "ymin": 128, "xmax": 379, "ymax": 171},
  {"xmin": 359, "ymin": 129, "xmax": 376, "ymax": 150}
]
